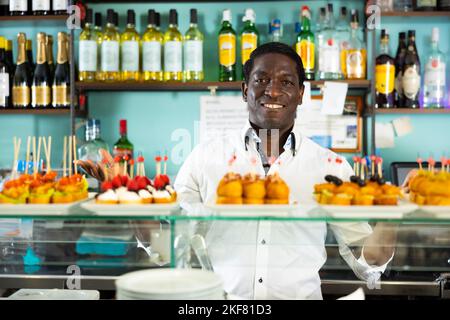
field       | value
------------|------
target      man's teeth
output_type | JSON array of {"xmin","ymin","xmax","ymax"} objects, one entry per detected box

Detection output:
[{"xmin": 264, "ymin": 104, "xmax": 284, "ymax": 109}]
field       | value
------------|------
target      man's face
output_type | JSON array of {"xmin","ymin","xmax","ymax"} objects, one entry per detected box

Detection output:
[{"xmin": 242, "ymin": 53, "xmax": 304, "ymax": 130}]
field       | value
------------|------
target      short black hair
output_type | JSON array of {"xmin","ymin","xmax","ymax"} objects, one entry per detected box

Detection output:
[{"xmin": 243, "ymin": 42, "xmax": 306, "ymax": 86}]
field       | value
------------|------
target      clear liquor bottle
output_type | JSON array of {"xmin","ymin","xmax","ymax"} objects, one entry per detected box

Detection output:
[
  {"xmin": 318, "ymin": 4, "xmax": 341, "ymax": 80},
  {"xmin": 343, "ymin": 10, "xmax": 366, "ymax": 80},
  {"xmin": 423, "ymin": 27, "xmax": 447, "ymax": 108},
  {"xmin": 79, "ymin": 119, "xmax": 110, "ymax": 162},
  {"xmin": 184, "ymin": 9, "xmax": 204, "ymax": 82},
  {"xmin": 336, "ymin": 7, "xmax": 350, "ymax": 79}
]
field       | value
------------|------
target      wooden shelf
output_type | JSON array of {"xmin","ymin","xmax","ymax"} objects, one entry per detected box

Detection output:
[
  {"xmin": 367, "ymin": 108, "xmax": 450, "ymax": 115},
  {"xmin": 381, "ymin": 11, "xmax": 450, "ymax": 17},
  {"xmin": 0, "ymin": 108, "xmax": 87, "ymax": 117},
  {"xmin": 0, "ymin": 14, "xmax": 68, "ymax": 22},
  {"xmin": 76, "ymin": 80, "xmax": 371, "ymax": 92}
]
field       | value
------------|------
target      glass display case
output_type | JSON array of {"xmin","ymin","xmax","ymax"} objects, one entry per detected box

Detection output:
[{"xmin": 0, "ymin": 205, "xmax": 449, "ymax": 300}]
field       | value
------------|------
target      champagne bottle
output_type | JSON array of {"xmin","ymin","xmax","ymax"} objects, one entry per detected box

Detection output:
[
  {"xmin": 26, "ymin": 39, "xmax": 35, "ymax": 77},
  {"xmin": 52, "ymin": 32, "xmax": 70, "ymax": 108},
  {"xmin": 9, "ymin": 0, "xmax": 28, "ymax": 16},
  {"xmin": 32, "ymin": 0, "xmax": 50, "ymax": 15},
  {"xmin": 375, "ymin": 29, "xmax": 395, "ymax": 108},
  {"xmin": 46, "ymin": 35, "xmax": 55, "ymax": 85},
  {"xmin": 394, "ymin": 32, "xmax": 407, "ymax": 107},
  {"xmin": 52, "ymin": 0, "xmax": 68, "ymax": 15},
  {"xmin": 0, "ymin": 37, "xmax": 11, "ymax": 108},
  {"xmin": 184, "ymin": 8, "xmax": 204, "ymax": 82},
  {"xmin": 218, "ymin": 9, "xmax": 236, "ymax": 82},
  {"xmin": 164, "ymin": 9, "xmax": 183, "ymax": 82},
  {"xmin": 32, "ymin": 32, "xmax": 51, "ymax": 108},
  {"xmin": 142, "ymin": 9, "xmax": 163, "ymax": 82},
  {"xmin": 101, "ymin": 9, "xmax": 120, "ymax": 82},
  {"xmin": 79, "ymin": 9, "xmax": 97, "ymax": 82},
  {"xmin": 94, "ymin": 12, "xmax": 104, "ymax": 81},
  {"xmin": 121, "ymin": 9, "xmax": 140, "ymax": 82},
  {"xmin": 402, "ymin": 30, "xmax": 420, "ymax": 108},
  {"xmin": 296, "ymin": 6, "xmax": 315, "ymax": 80},
  {"xmin": 12, "ymin": 33, "xmax": 31, "ymax": 108}
]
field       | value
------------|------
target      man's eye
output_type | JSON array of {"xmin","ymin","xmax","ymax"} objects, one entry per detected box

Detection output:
[
  {"xmin": 282, "ymin": 80, "xmax": 294, "ymax": 86},
  {"xmin": 255, "ymin": 78, "xmax": 269, "ymax": 84}
]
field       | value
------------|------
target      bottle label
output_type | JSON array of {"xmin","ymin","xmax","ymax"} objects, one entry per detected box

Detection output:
[
  {"xmin": 79, "ymin": 40, "xmax": 97, "ymax": 72},
  {"xmin": 0, "ymin": 73, "xmax": 10, "ymax": 98},
  {"xmin": 219, "ymin": 34, "xmax": 236, "ymax": 67},
  {"xmin": 143, "ymin": 41, "xmax": 162, "ymax": 72},
  {"xmin": 12, "ymin": 85, "xmax": 30, "ymax": 106},
  {"xmin": 121, "ymin": 41, "xmax": 139, "ymax": 72},
  {"xmin": 319, "ymin": 38, "xmax": 340, "ymax": 73},
  {"xmin": 33, "ymin": 0, "xmax": 50, "ymax": 11},
  {"xmin": 52, "ymin": 0, "xmax": 68, "ymax": 10},
  {"xmin": 425, "ymin": 59, "xmax": 446, "ymax": 87},
  {"xmin": 296, "ymin": 40, "xmax": 315, "ymax": 70},
  {"xmin": 345, "ymin": 49, "xmax": 366, "ymax": 78},
  {"xmin": 241, "ymin": 33, "xmax": 257, "ymax": 65},
  {"xmin": 402, "ymin": 66, "xmax": 421, "ymax": 99},
  {"xmin": 375, "ymin": 64, "xmax": 395, "ymax": 94},
  {"xmin": 184, "ymin": 40, "xmax": 203, "ymax": 72},
  {"xmin": 10, "ymin": 0, "xmax": 27, "ymax": 11},
  {"xmin": 32, "ymin": 85, "xmax": 51, "ymax": 106},
  {"xmin": 164, "ymin": 41, "xmax": 182, "ymax": 72},
  {"xmin": 52, "ymin": 84, "xmax": 70, "ymax": 106},
  {"xmin": 101, "ymin": 41, "xmax": 119, "ymax": 72},
  {"xmin": 417, "ymin": 0, "xmax": 437, "ymax": 6}
]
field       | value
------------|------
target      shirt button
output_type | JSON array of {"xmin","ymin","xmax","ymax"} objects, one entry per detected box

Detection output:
[
  {"xmin": 258, "ymin": 278, "xmax": 263, "ymax": 284},
  {"xmin": 261, "ymin": 239, "xmax": 266, "ymax": 245}
]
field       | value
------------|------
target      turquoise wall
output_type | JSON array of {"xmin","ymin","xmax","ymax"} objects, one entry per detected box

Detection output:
[{"xmin": 0, "ymin": 1, "xmax": 449, "ymax": 181}]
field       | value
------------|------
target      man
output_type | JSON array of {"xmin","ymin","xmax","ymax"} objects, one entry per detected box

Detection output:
[{"xmin": 174, "ymin": 42, "xmax": 396, "ymax": 299}]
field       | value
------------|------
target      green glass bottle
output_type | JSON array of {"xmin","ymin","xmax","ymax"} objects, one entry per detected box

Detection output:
[
  {"xmin": 240, "ymin": 8, "xmax": 259, "ymax": 80},
  {"xmin": 218, "ymin": 9, "xmax": 236, "ymax": 82},
  {"xmin": 113, "ymin": 119, "xmax": 134, "ymax": 168},
  {"xmin": 296, "ymin": 6, "xmax": 315, "ymax": 80}
]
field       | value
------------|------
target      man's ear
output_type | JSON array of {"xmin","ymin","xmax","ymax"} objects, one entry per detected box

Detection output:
[
  {"xmin": 241, "ymin": 81, "xmax": 248, "ymax": 102},
  {"xmin": 297, "ymin": 84, "xmax": 305, "ymax": 106}
]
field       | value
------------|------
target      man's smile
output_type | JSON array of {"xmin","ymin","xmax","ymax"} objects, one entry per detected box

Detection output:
[{"xmin": 261, "ymin": 103, "xmax": 286, "ymax": 109}]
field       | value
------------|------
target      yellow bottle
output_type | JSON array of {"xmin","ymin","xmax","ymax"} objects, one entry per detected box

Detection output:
[
  {"xmin": 100, "ymin": 9, "xmax": 120, "ymax": 82},
  {"xmin": 142, "ymin": 9, "xmax": 163, "ymax": 82},
  {"xmin": 94, "ymin": 12, "xmax": 104, "ymax": 81},
  {"xmin": 163, "ymin": 9, "xmax": 183, "ymax": 82},
  {"xmin": 121, "ymin": 9, "xmax": 140, "ymax": 81},
  {"xmin": 183, "ymin": 9, "xmax": 204, "ymax": 82},
  {"xmin": 78, "ymin": 9, "xmax": 97, "ymax": 82}
]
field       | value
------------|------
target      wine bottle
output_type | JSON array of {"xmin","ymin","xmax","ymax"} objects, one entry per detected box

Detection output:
[
  {"xmin": 394, "ymin": 32, "xmax": 407, "ymax": 107},
  {"xmin": 32, "ymin": 0, "xmax": 50, "ymax": 15},
  {"xmin": 31, "ymin": 32, "xmax": 51, "ymax": 108},
  {"xmin": 184, "ymin": 8, "xmax": 204, "ymax": 82},
  {"xmin": 121, "ymin": 9, "xmax": 140, "ymax": 82},
  {"xmin": 402, "ymin": 30, "xmax": 421, "ymax": 108},
  {"xmin": 12, "ymin": 33, "xmax": 32, "ymax": 108},
  {"xmin": 113, "ymin": 119, "xmax": 134, "ymax": 173},
  {"xmin": 101, "ymin": 9, "xmax": 120, "ymax": 82},
  {"xmin": 0, "ymin": 37, "xmax": 11, "ymax": 108},
  {"xmin": 438, "ymin": 0, "xmax": 450, "ymax": 10},
  {"xmin": 142, "ymin": 9, "xmax": 163, "ymax": 82},
  {"xmin": 94, "ymin": 12, "xmax": 104, "ymax": 81},
  {"xmin": 5, "ymin": 40, "xmax": 15, "ymax": 75},
  {"xmin": 218, "ymin": 9, "xmax": 236, "ymax": 82},
  {"xmin": 26, "ymin": 39, "xmax": 35, "ymax": 77},
  {"xmin": 9, "ymin": 0, "xmax": 27, "ymax": 16},
  {"xmin": 423, "ymin": 27, "xmax": 446, "ymax": 108},
  {"xmin": 0, "ymin": 0, "xmax": 9, "ymax": 15},
  {"xmin": 52, "ymin": 32, "xmax": 70, "ymax": 108},
  {"xmin": 52, "ymin": 0, "xmax": 68, "ymax": 15},
  {"xmin": 79, "ymin": 8, "xmax": 97, "ymax": 82},
  {"xmin": 46, "ymin": 34, "xmax": 55, "ymax": 85},
  {"xmin": 375, "ymin": 29, "xmax": 395, "ymax": 108},
  {"xmin": 114, "ymin": 11, "xmax": 119, "ymax": 32},
  {"xmin": 163, "ymin": 9, "xmax": 183, "ymax": 82},
  {"xmin": 296, "ymin": 6, "xmax": 315, "ymax": 80},
  {"xmin": 156, "ymin": 12, "xmax": 161, "ymax": 31}
]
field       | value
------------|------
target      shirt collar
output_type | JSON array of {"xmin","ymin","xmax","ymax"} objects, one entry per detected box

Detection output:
[{"xmin": 241, "ymin": 120, "xmax": 301, "ymax": 156}]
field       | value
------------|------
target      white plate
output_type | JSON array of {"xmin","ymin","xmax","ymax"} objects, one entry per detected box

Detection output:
[
  {"xmin": 319, "ymin": 202, "xmax": 419, "ymax": 219},
  {"xmin": 81, "ymin": 199, "xmax": 179, "ymax": 216},
  {"xmin": 205, "ymin": 203, "xmax": 301, "ymax": 217}
]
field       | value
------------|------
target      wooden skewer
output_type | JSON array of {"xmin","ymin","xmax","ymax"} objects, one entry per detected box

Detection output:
[
  {"xmin": 72, "ymin": 135, "xmax": 77, "ymax": 175},
  {"xmin": 62, "ymin": 136, "xmax": 67, "ymax": 177},
  {"xmin": 25, "ymin": 136, "xmax": 31, "ymax": 175},
  {"xmin": 36, "ymin": 137, "xmax": 42, "ymax": 176},
  {"xmin": 68, "ymin": 135, "xmax": 72, "ymax": 176},
  {"xmin": 32, "ymin": 136, "xmax": 36, "ymax": 176}
]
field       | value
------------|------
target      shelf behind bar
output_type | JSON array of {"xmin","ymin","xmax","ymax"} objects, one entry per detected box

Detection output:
[
  {"xmin": 381, "ymin": 11, "xmax": 450, "ymax": 17},
  {"xmin": 0, "ymin": 108, "xmax": 87, "ymax": 117},
  {"xmin": 0, "ymin": 14, "xmax": 69, "ymax": 21},
  {"xmin": 375, "ymin": 108, "xmax": 450, "ymax": 114},
  {"xmin": 76, "ymin": 80, "xmax": 371, "ymax": 92}
]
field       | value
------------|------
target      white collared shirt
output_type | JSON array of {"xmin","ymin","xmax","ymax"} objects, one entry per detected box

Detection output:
[{"xmin": 174, "ymin": 122, "xmax": 391, "ymax": 300}]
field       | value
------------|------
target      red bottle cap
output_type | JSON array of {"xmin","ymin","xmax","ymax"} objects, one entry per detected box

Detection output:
[{"xmin": 119, "ymin": 119, "xmax": 127, "ymax": 136}]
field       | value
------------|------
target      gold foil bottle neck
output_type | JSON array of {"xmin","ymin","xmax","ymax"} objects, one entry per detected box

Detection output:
[
  {"xmin": 57, "ymin": 32, "xmax": 68, "ymax": 64},
  {"xmin": 36, "ymin": 32, "xmax": 47, "ymax": 64},
  {"xmin": 16, "ymin": 33, "xmax": 27, "ymax": 65}
]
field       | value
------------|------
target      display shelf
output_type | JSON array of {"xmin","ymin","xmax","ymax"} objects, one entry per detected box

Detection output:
[
  {"xmin": 76, "ymin": 80, "xmax": 371, "ymax": 92},
  {"xmin": 381, "ymin": 11, "xmax": 450, "ymax": 17},
  {"xmin": 374, "ymin": 108, "xmax": 450, "ymax": 115},
  {"xmin": 0, "ymin": 108, "xmax": 87, "ymax": 117},
  {"xmin": 0, "ymin": 15, "xmax": 68, "ymax": 22}
]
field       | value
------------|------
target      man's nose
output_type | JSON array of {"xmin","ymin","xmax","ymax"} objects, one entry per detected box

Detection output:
[{"xmin": 264, "ymin": 80, "xmax": 282, "ymax": 97}]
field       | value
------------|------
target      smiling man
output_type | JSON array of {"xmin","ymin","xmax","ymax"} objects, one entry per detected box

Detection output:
[{"xmin": 174, "ymin": 42, "xmax": 396, "ymax": 300}]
